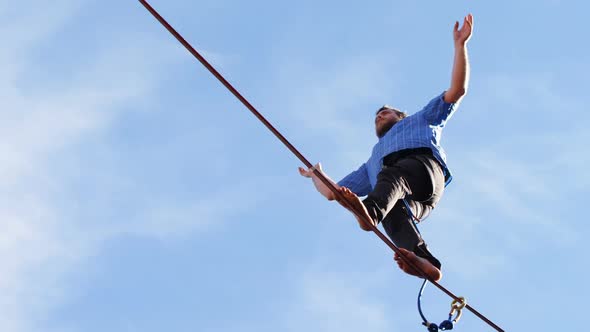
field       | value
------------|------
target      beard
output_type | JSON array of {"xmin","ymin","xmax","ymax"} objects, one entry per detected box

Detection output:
[{"xmin": 376, "ymin": 120, "xmax": 397, "ymax": 138}]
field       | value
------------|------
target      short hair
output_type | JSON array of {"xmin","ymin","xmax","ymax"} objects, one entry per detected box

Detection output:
[{"xmin": 376, "ymin": 104, "xmax": 408, "ymax": 119}]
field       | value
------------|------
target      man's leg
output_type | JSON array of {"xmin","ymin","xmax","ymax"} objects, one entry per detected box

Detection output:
[
  {"xmin": 338, "ymin": 187, "xmax": 442, "ymax": 281},
  {"xmin": 383, "ymin": 155, "xmax": 446, "ymax": 279},
  {"xmin": 382, "ymin": 200, "xmax": 442, "ymax": 280},
  {"xmin": 337, "ymin": 164, "xmax": 411, "ymax": 231},
  {"xmin": 338, "ymin": 154, "xmax": 445, "ymax": 280}
]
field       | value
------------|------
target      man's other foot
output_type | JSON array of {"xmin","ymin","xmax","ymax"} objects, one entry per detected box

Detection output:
[
  {"xmin": 394, "ymin": 248, "xmax": 442, "ymax": 281},
  {"xmin": 338, "ymin": 187, "xmax": 375, "ymax": 231}
]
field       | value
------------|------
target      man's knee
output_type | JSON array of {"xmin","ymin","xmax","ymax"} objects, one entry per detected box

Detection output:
[
  {"xmin": 363, "ymin": 181, "xmax": 409, "ymax": 223},
  {"xmin": 362, "ymin": 197, "xmax": 383, "ymax": 223}
]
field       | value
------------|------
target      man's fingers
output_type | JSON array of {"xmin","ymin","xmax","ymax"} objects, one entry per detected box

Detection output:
[
  {"xmin": 307, "ymin": 164, "xmax": 319, "ymax": 174},
  {"xmin": 465, "ymin": 14, "xmax": 473, "ymax": 29},
  {"xmin": 394, "ymin": 250, "xmax": 407, "ymax": 260},
  {"xmin": 464, "ymin": 16, "xmax": 472, "ymax": 29},
  {"xmin": 394, "ymin": 254, "xmax": 404, "ymax": 269},
  {"xmin": 298, "ymin": 167, "xmax": 311, "ymax": 177},
  {"xmin": 299, "ymin": 162, "xmax": 324, "ymax": 178}
]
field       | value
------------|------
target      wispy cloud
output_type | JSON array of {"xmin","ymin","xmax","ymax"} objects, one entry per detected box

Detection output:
[
  {"xmin": 94, "ymin": 175, "xmax": 281, "ymax": 242},
  {"xmin": 279, "ymin": 265, "xmax": 394, "ymax": 332},
  {"xmin": 0, "ymin": 1, "xmax": 235, "ymax": 331}
]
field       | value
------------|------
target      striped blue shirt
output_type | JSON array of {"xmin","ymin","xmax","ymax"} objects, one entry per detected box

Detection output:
[{"xmin": 337, "ymin": 92, "xmax": 458, "ymax": 196}]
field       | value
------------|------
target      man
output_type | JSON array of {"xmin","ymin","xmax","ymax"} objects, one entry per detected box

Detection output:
[{"xmin": 299, "ymin": 14, "xmax": 473, "ymax": 281}]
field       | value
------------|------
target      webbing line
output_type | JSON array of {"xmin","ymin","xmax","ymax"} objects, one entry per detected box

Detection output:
[{"xmin": 138, "ymin": 1, "xmax": 504, "ymax": 331}]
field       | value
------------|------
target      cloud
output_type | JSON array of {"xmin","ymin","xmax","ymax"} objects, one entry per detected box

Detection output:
[
  {"xmin": 279, "ymin": 265, "xmax": 394, "ymax": 332},
  {"xmin": 0, "ymin": 0, "xmax": 83, "ymax": 56},
  {"xmin": 0, "ymin": 0, "xmax": 281, "ymax": 327},
  {"xmin": 93, "ymin": 175, "xmax": 281, "ymax": 242},
  {"xmin": 0, "ymin": 1, "xmax": 218, "ymax": 331}
]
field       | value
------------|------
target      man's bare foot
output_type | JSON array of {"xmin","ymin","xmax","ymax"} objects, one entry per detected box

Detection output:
[
  {"xmin": 338, "ymin": 187, "xmax": 375, "ymax": 231},
  {"xmin": 394, "ymin": 248, "xmax": 442, "ymax": 281}
]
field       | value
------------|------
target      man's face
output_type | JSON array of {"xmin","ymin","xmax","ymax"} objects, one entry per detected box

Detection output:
[{"xmin": 375, "ymin": 109, "xmax": 401, "ymax": 138}]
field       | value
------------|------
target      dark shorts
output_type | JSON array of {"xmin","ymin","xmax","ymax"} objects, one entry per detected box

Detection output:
[{"xmin": 362, "ymin": 148, "xmax": 446, "ymax": 269}]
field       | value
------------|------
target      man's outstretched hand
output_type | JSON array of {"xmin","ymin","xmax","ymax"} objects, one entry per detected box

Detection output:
[
  {"xmin": 298, "ymin": 163, "xmax": 322, "ymax": 178},
  {"xmin": 453, "ymin": 13, "xmax": 474, "ymax": 46},
  {"xmin": 298, "ymin": 165, "xmax": 375, "ymax": 231},
  {"xmin": 298, "ymin": 163, "xmax": 338, "ymax": 201}
]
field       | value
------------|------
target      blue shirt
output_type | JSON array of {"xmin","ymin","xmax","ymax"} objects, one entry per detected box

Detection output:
[{"xmin": 337, "ymin": 92, "xmax": 458, "ymax": 196}]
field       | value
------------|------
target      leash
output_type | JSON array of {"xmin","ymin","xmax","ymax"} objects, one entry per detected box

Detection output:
[{"xmin": 403, "ymin": 199, "xmax": 465, "ymax": 331}]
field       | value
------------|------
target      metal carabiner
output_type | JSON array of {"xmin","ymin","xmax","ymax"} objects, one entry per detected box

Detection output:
[{"xmin": 449, "ymin": 297, "xmax": 467, "ymax": 323}]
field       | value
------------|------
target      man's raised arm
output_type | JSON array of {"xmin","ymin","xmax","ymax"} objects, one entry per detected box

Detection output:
[{"xmin": 444, "ymin": 14, "xmax": 474, "ymax": 104}]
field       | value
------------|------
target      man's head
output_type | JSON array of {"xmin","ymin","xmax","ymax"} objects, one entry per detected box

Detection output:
[{"xmin": 375, "ymin": 105, "xmax": 407, "ymax": 138}]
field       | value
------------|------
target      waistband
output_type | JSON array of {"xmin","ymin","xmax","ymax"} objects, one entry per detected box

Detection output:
[
  {"xmin": 382, "ymin": 147, "xmax": 451, "ymax": 185},
  {"xmin": 382, "ymin": 147, "xmax": 434, "ymax": 166}
]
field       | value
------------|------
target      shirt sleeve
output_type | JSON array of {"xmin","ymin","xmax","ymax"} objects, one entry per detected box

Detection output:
[
  {"xmin": 418, "ymin": 91, "xmax": 458, "ymax": 127},
  {"xmin": 337, "ymin": 163, "xmax": 372, "ymax": 197}
]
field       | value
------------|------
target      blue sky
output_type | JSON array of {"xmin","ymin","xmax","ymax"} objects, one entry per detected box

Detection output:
[{"xmin": 1, "ymin": 0, "xmax": 588, "ymax": 331}]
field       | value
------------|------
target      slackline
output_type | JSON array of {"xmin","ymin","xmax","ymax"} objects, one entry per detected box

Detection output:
[{"xmin": 138, "ymin": 1, "xmax": 504, "ymax": 331}]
